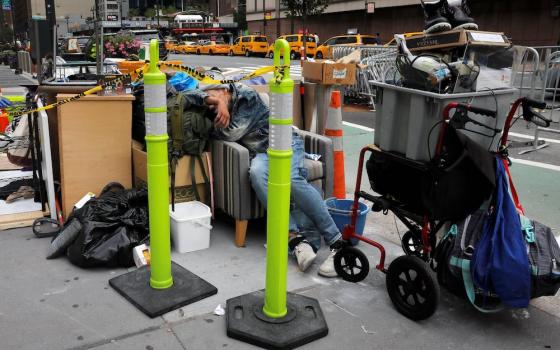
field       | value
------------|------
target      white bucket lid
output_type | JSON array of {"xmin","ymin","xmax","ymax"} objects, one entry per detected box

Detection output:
[{"xmin": 169, "ymin": 201, "xmax": 211, "ymax": 222}]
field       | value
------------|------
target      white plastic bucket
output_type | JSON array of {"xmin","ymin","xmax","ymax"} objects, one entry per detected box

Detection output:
[{"xmin": 170, "ymin": 201, "xmax": 212, "ymax": 253}]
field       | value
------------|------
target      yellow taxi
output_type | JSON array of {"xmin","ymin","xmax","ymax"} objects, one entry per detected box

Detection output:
[
  {"xmin": 198, "ymin": 40, "xmax": 230, "ymax": 55},
  {"xmin": 179, "ymin": 42, "xmax": 200, "ymax": 54},
  {"xmin": 229, "ymin": 35, "xmax": 269, "ymax": 57},
  {"xmin": 164, "ymin": 37, "xmax": 178, "ymax": 51},
  {"xmin": 266, "ymin": 34, "xmax": 317, "ymax": 59},
  {"xmin": 314, "ymin": 34, "xmax": 379, "ymax": 59}
]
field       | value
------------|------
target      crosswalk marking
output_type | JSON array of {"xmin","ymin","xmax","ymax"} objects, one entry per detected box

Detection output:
[{"xmin": 231, "ymin": 65, "xmax": 302, "ymax": 77}]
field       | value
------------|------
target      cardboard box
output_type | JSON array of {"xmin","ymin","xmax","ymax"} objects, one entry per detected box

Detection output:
[
  {"xmin": 302, "ymin": 60, "xmax": 357, "ymax": 85},
  {"xmin": 406, "ymin": 30, "xmax": 511, "ymax": 52},
  {"xmin": 132, "ymin": 141, "xmax": 211, "ymax": 205}
]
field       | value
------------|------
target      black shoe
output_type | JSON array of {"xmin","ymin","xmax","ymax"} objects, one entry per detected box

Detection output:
[
  {"xmin": 421, "ymin": 0, "xmax": 452, "ymax": 34},
  {"xmin": 446, "ymin": 0, "xmax": 478, "ymax": 30}
]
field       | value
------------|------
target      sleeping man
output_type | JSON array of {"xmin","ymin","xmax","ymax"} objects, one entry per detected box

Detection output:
[{"xmin": 181, "ymin": 83, "xmax": 345, "ymax": 277}]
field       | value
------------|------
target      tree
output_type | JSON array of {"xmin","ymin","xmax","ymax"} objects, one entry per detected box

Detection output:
[
  {"xmin": 144, "ymin": 8, "xmax": 156, "ymax": 18},
  {"xmin": 281, "ymin": 0, "xmax": 330, "ymax": 33},
  {"xmin": 163, "ymin": 6, "xmax": 177, "ymax": 15},
  {"xmin": 128, "ymin": 8, "xmax": 140, "ymax": 17}
]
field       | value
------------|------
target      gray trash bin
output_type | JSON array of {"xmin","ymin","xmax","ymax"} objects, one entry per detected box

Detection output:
[{"xmin": 371, "ymin": 81, "xmax": 517, "ymax": 161}]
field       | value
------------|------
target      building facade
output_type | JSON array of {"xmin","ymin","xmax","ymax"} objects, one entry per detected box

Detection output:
[
  {"xmin": 209, "ymin": 0, "xmax": 237, "ymax": 20},
  {"xmin": 244, "ymin": 0, "xmax": 560, "ymax": 47},
  {"xmin": 12, "ymin": 0, "xmax": 32, "ymax": 39},
  {"xmin": 98, "ymin": 0, "xmax": 121, "ymax": 22}
]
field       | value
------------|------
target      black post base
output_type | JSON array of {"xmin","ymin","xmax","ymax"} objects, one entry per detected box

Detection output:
[
  {"xmin": 109, "ymin": 261, "xmax": 217, "ymax": 318},
  {"xmin": 226, "ymin": 290, "xmax": 328, "ymax": 349}
]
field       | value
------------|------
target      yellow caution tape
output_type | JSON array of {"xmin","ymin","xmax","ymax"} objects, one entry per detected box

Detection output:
[
  {"xmin": 157, "ymin": 62, "xmax": 279, "ymax": 84},
  {"xmin": 9, "ymin": 62, "xmax": 285, "ymax": 118}
]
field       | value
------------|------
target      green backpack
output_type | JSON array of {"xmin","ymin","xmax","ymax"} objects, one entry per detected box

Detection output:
[{"xmin": 168, "ymin": 92, "xmax": 214, "ymax": 209}]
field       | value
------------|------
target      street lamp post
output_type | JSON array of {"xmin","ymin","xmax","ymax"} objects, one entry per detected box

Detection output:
[
  {"xmin": 120, "ymin": 0, "xmax": 123, "ymax": 29},
  {"xmin": 262, "ymin": 0, "xmax": 266, "ymax": 35},
  {"xmin": 275, "ymin": 0, "xmax": 280, "ymax": 38}
]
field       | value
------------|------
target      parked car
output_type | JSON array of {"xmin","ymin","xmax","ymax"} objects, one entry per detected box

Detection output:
[
  {"xmin": 184, "ymin": 42, "xmax": 200, "ymax": 54},
  {"xmin": 267, "ymin": 34, "xmax": 317, "ymax": 59},
  {"xmin": 164, "ymin": 37, "xmax": 178, "ymax": 51},
  {"xmin": 314, "ymin": 34, "xmax": 379, "ymax": 59},
  {"xmin": 175, "ymin": 41, "xmax": 195, "ymax": 53},
  {"xmin": 199, "ymin": 40, "xmax": 230, "ymax": 55},
  {"xmin": 59, "ymin": 36, "xmax": 91, "ymax": 61},
  {"xmin": 229, "ymin": 35, "xmax": 269, "ymax": 57}
]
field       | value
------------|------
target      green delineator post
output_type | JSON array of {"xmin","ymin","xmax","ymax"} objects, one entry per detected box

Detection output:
[
  {"xmin": 144, "ymin": 40, "xmax": 173, "ymax": 289},
  {"xmin": 262, "ymin": 42, "xmax": 294, "ymax": 319},
  {"xmin": 109, "ymin": 40, "xmax": 217, "ymax": 318},
  {"xmin": 226, "ymin": 40, "xmax": 328, "ymax": 349}
]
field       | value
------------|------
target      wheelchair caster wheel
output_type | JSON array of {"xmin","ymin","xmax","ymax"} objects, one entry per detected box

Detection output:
[{"xmin": 334, "ymin": 247, "xmax": 370, "ymax": 283}]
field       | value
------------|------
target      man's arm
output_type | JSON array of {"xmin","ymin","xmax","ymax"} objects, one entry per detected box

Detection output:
[{"xmin": 204, "ymin": 94, "xmax": 230, "ymax": 129}]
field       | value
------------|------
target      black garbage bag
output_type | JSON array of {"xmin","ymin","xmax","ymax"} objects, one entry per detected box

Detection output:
[{"xmin": 59, "ymin": 186, "xmax": 149, "ymax": 268}]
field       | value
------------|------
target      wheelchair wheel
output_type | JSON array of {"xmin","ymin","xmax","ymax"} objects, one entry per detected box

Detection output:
[
  {"xmin": 386, "ymin": 255, "xmax": 439, "ymax": 321},
  {"xmin": 334, "ymin": 247, "xmax": 370, "ymax": 283},
  {"xmin": 401, "ymin": 230, "xmax": 422, "ymax": 257}
]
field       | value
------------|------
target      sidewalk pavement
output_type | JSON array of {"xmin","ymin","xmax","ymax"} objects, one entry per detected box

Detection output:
[
  {"xmin": 0, "ymin": 65, "xmax": 36, "ymax": 89},
  {"xmin": 2, "ymin": 211, "xmax": 560, "ymax": 350},
  {"xmin": 0, "ymin": 71, "xmax": 558, "ymax": 348}
]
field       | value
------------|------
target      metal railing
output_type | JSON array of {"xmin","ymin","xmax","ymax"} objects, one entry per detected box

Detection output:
[
  {"xmin": 17, "ymin": 50, "xmax": 32, "ymax": 75},
  {"xmin": 330, "ymin": 45, "xmax": 398, "ymax": 107},
  {"xmin": 510, "ymin": 46, "xmax": 560, "ymax": 154}
]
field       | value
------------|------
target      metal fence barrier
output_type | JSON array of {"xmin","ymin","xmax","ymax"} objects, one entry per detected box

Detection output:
[
  {"xmin": 330, "ymin": 45, "xmax": 398, "ymax": 107},
  {"xmin": 511, "ymin": 46, "xmax": 560, "ymax": 154},
  {"xmin": 17, "ymin": 50, "xmax": 32, "ymax": 75}
]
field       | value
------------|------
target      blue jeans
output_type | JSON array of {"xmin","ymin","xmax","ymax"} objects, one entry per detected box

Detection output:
[{"xmin": 249, "ymin": 134, "xmax": 341, "ymax": 251}]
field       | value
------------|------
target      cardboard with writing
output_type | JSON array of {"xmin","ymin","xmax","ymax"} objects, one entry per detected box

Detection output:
[
  {"xmin": 406, "ymin": 30, "xmax": 510, "ymax": 52},
  {"xmin": 132, "ymin": 141, "xmax": 211, "ymax": 205}
]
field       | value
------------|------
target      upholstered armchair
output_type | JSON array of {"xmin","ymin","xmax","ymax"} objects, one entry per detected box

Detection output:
[{"xmin": 211, "ymin": 129, "xmax": 333, "ymax": 246}]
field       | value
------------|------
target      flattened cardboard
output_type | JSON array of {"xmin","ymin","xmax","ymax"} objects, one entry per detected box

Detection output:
[
  {"xmin": 406, "ymin": 30, "xmax": 510, "ymax": 52},
  {"xmin": 57, "ymin": 94, "xmax": 134, "ymax": 218},
  {"xmin": 131, "ymin": 141, "xmax": 211, "ymax": 204}
]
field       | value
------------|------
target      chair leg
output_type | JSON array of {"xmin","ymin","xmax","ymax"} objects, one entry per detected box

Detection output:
[{"xmin": 235, "ymin": 220, "xmax": 248, "ymax": 247}]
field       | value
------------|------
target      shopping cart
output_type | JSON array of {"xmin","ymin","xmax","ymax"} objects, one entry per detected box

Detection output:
[{"xmin": 333, "ymin": 96, "xmax": 550, "ymax": 321}]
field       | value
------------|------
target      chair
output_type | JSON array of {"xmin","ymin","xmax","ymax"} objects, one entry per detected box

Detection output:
[{"xmin": 211, "ymin": 129, "xmax": 333, "ymax": 247}]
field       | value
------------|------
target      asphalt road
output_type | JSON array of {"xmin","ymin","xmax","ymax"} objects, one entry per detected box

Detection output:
[{"xmin": 167, "ymin": 53, "xmax": 303, "ymax": 79}]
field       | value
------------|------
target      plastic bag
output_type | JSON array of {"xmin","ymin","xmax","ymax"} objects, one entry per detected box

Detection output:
[
  {"xmin": 169, "ymin": 71, "xmax": 198, "ymax": 92},
  {"xmin": 56, "ymin": 186, "xmax": 150, "ymax": 268}
]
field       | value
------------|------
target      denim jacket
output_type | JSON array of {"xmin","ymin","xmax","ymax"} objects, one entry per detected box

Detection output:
[{"xmin": 179, "ymin": 84, "xmax": 270, "ymax": 155}]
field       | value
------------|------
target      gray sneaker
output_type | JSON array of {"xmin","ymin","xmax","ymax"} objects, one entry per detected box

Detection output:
[{"xmin": 294, "ymin": 241, "xmax": 316, "ymax": 272}]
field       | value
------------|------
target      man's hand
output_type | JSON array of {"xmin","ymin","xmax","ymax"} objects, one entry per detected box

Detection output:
[
  {"xmin": 214, "ymin": 100, "xmax": 230, "ymax": 129},
  {"xmin": 204, "ymin": 89, "xmax": 231, "ymax": 129}
]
